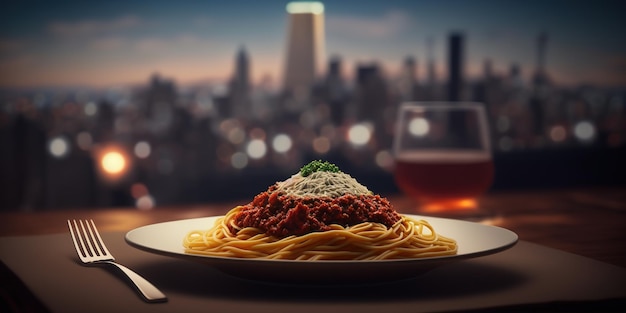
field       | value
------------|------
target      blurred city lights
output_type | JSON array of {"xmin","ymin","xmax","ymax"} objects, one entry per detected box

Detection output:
[
  {"xmin": 299, "ymin": 111, "xmax": 316, "ymax": 129},
  {"xmin": 375, "ymin": 150, "xmax": 394, "ymax": 170},
  {"xmin": 231, "ymin": 152, "xmax": 248, "ymax": 169},
  {"xmin": 1, "ymin": 4, "xmax": 624, "ymax": 211},
  {"xmin": 320, "ymin": 124, "xmax": 336, "ymax": 139},
  {"xmin": 219, "ymin": 118, "xmax": 237, "ymax": 134},
  {"xmin": 249, "ymin": 127, "xmax": 266, "ymax": 140},
  {"xmin": 272, "ymin": 134, "xmax": 293, "ymax": 153},
  {"xmin": 347, "ymin": 123, "xmax": 372, "ymax": 146},
  {"xmin": 102, "ymin": 151, "xmax": 126, "ymax": 174},
  {"xmin": 246, "ymin": 139, "xmax": 267, "ymax": 159},
  {"xmin": 549, "ymin": 125, "xmax": 567, "ymax": 142},
  {"xmin": 136, "ymin": 194, "xmax": 155, "ymax": 210},
  {"xmin": 76, "ymin": 132, "xmax": 93, "ymax": 150},
  {"xmin": 573, "ymin": 121, "xmax": 596, "ymax": 141},
  {"xmin": 408, "ymin": 117, "xmax": 430, "ymax": 137},
  {"xmin": 84, "ymin": 102, "xmax": 97, "ymax": 116},
  {"xmin": 312, "ymin": 136, "xmax": 330, "ymax": 154},
  {"xmin": 49, "ymin": 136, "xmax": 70, "ymax": 158},
  {"xmin": 134, "ymin": 141, "xmax": 151, "ymax": 159},
  {"xmin": 227, "ymin": 127, "xmax": 246, "ymax": 144},
  {"xmin": 130, "ymin": 183, "xmax": 149, "ymax": 199}
]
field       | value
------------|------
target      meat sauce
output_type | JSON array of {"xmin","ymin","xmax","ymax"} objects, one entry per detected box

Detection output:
[{"xmin": 232, "ymin": 186, "xmax": 401, "ymax": 237}]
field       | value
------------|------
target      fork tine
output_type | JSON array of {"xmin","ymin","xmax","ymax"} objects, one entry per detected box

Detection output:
[
  {"xmin": 78, "ymin": 220, "xmax": 96, "ymax": 257},
  {"xmin": 88, "ymin": 219, "xmax": 113, "ymax": 259},
  {"xmin": 67, "ymin": 220, "xmax": 86, "ymax": 258},
  {"xmin": 84, "ymin": 219, "xmax": 102, "ymax": 256},
  {"xmin": 74, "ymin": 219, "xmax": 91, "ymax": 257}
]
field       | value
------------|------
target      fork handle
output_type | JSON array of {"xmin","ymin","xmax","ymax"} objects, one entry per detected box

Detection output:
[{"xmin": 104, "ymin": 261, "xmax": 167, "ymax": 302}]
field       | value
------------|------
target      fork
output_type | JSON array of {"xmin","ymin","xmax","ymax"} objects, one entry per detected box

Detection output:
[{"xmin": 68, "ymin": 219, "xmax": 167, "ymax": 302}]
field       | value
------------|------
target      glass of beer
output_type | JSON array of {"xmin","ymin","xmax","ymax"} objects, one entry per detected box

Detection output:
[{"xmin": 392, "ymin": 102, "xmax": 494, "ymax": 216}]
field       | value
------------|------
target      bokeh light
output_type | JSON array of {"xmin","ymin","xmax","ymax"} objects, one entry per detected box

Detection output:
[
  {"xmin": 134, "ymin": 141, "xmax": 151, "ymax": 159},
  {"xmin": 84, "ymin": 102, "xmax": 97, "ymax": 116},
  {"xmin": 347, "ymin": 123, "xmax": 372, "ymax": 146},
  {"xmin": 101, "ymin": 151, "xmax": 126, "ymax": 174},
  {"xmin": 312, "ymin": 136, "xmax": 331, "ymax": 154},
  {"xmin": 136, "ymin": 194, "xmax": 155, "ymax": 210},
  {"xmin": 549, "ymin": 125, "xmax": 567, "ymax": 142},
  {"xmin": 94, "ymin": 144, "xmax": 131, "ymax": 183},
  {"xmin": 76, "ymin": 132, "xmax": 93, "ymax": 150},
  {"xmin": 375, "ymin": 149, "xmax": 394, "ymax": 170},
  {"xmin": 574, "ymin": 121, "xmax": 596, "ymax": 142},
  {"xmin": 228, "ymin": 127, "xmax": 246, "ymax": 144},
  {"xmin": 49, "ymin": 136, "xmax": 70, "ymax": 158},
  {"xmin": 272, "ymin": 134, "xmax": 292, "ymax": 153},
  {"xmin": 249, "ymin": 127, "xmax": 266, "ymax": 140},
  {"xmin": 408, "ymin": 117, "xmax": 430, "ymax": 137},
  {"xmin": 130, "ymin": 183, "xmax": 149, "ymax": 199},
  {"xmin": 231, "ymin": 152, "xmax": 248, "ymax": 169},
  {"xmin": 246, "ymin": 139, "xmax": 267, "ymax": 159}
]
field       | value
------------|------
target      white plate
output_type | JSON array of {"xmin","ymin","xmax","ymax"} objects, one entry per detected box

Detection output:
[{"xmin": 125, "ymin": 215, "xmax": 518, "ymax": 284}]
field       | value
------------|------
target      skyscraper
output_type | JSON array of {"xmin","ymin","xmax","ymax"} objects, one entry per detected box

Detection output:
[
  {"xmin": 532, "ymin": 32, "xmax": 550, "ymax": 88},
  {"xmin": 423, "ymin": 36, "xmax": 439, "ymax": 101},
  {"xmin": 399, "ymin": 56, "xmax": 417, "ymax": 101},
  {"xmin": 230, "ymin": 46, "xmax": 251, "ymax": 117},
  {"xmin": 354, "ymin": 63, "xmax": 387, "ymax": 122},
  {"xmin": 283, "ymin": 1, "xmax": 325, "ymax": 102},
  {"xmin": 234, "ymin": 46, "xmax": 250, "ymax": 93},
  {"xmin": 530, "ymin": 32, "xmax": 550, "ymax": 137},
  {"xmin": 426, "ymin": 37, "xmax": 437, "ymax": 88},
  {"xmin": 447, "ymin": 32, "xmax": 465, "ymax": 101}
]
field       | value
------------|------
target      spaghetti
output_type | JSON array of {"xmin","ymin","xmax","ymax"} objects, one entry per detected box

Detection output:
[{"xmin": 184, "ymin": 161, "xmax": 457, "ymax": 260}]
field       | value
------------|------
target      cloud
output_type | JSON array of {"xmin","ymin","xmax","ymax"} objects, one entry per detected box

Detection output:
[
  {"xmin": 47, "ymin": 15, "xmax": 142, "ymax": 37},
  {"xmin": 326, "ymin": 10, "xmax": 412, "ymax": 38}
]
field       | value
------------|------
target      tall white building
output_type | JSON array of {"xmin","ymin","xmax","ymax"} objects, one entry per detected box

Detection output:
[{"xmin": 283, "ymin": 1, "xmax": 325, "ymax": 102}]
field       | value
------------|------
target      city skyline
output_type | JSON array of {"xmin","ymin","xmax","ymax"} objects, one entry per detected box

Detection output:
[{"xmin": 1, "ymin": 0, "xmax": 625, "ymax": 89}]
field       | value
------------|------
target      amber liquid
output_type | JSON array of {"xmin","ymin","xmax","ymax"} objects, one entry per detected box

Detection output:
[{"xmin": 394, "ymin": 150, "xmax": 494, "ymax": 202}]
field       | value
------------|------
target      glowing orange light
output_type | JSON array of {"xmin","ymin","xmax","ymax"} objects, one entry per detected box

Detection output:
[
  {"xmin": 93, "ymin": 144, "xmax": 132, "ymax": 184},
  {"xmin": 101, "ymin": 151, "xmax": 126, "ymax": 174},
  {"xmin": 421, "ymin": 198, "xmax": 478, "ymax": 213}
]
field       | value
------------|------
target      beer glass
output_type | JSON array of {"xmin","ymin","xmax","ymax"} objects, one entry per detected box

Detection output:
[{"xmin": 393, "ymin": 102, "xmax": 494, "ymax": 215}]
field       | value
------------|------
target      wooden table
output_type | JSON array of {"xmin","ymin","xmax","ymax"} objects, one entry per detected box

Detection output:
[
  {"xmin": 1, "ymin": 186, "xmax": 626, "ymax": 312},
  {"xmin": 1, "ymin": 186, "xmax": 625, "ymax": 268}
]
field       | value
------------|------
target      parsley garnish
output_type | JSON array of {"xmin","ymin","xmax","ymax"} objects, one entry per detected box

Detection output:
[{"xmin": 300, "ymin": 160, "xmax": 341, "ymax": 177}]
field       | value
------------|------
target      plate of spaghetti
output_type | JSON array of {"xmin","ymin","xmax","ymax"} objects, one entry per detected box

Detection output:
[{"xmin": 126, "ymin": 161, "xmax": 517, "ymax": 284}]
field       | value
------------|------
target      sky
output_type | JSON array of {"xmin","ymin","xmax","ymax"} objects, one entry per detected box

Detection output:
[{"xmin": 1, "ymin": 0, "xmax": 625, "ymax": 89}]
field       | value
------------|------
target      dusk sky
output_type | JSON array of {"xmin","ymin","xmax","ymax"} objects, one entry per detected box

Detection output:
[{"xmin": 1, "ymin": 0, "xmax": 625, "ymax": 89}]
